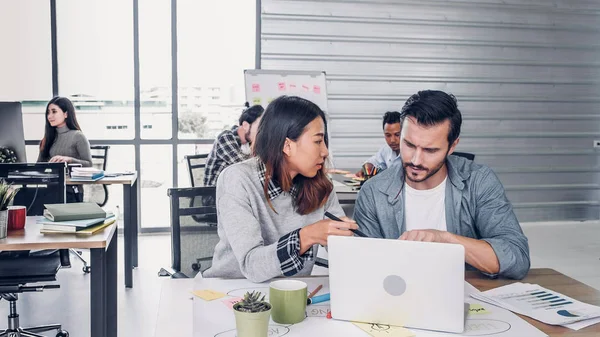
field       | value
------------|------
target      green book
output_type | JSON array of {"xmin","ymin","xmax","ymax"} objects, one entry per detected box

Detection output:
[{"xmin": 43, "ymin": 202, "xmax": 107, "ymax": 222}]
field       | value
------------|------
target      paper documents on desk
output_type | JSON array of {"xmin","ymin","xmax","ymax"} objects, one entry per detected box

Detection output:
[{"xmin": 471, "ymin": 282, "xmax": 600, "ymax": 329}]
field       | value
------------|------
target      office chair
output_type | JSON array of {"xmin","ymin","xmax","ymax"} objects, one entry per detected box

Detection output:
[
  {"xmin": 0, "ymin": 250, "xmax": 69, "ymax": 337},
  {"xmin": 185, "ymin": 154, "xmax": 209, "ymax": 187},
  {"xmin": 158, "ymin": 186, "xmax": 218, "ymax": 278},
  {"xmin": 452, "ymin": 152, "xmax": 475, "ymax": 161},
  {"xmin": 85, "ymin": 146, "xmax": 110, "ymax": 207}
]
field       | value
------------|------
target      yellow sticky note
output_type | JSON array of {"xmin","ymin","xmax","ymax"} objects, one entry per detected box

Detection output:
[
  {"xmin": 252, "ymin": 97, "xmax": 262, "ymax": 105},
  {"xmin": 469, "ymin": 303, "xmax": 490, "ymax": 315},
  {"xmin": 352, "ymin": 322, "xmax": 415, "ymax": 337},
  {"xmin": 192, "ymin": 289, "xmax": 227, "ymax": 301}
]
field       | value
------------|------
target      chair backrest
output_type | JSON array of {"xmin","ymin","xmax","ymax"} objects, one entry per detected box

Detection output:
[
  {"xmin": 85, "ymin": 145, "xmax": 110, "ymax": 207},
  {"xmin": 185, "ymin": 154, "xmax": 209, "ymax": 187},
  {"xmin": 167, "ymin": 186, "xmax": 219, "ymax": 278},
  {"xmin": 90, "ymin": 146, "xmax": 110, "ymax": 171},
  {"xmin": 452, "ymin": 152, "xmax": 475, "ymax": 161}
]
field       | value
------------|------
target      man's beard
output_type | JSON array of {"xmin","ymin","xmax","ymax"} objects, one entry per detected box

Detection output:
[{"xmin": 403, "ymin": 158, "xmax": 446, "ymax": 183}]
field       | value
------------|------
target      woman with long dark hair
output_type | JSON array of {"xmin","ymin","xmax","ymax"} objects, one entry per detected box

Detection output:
[
  {"xmin": 203, "ymin": 96, "xmax": 357, "ymax": 282},
  {"xmin": 37, "ymin": 96, "xmax": 92, "ymax": 202}
]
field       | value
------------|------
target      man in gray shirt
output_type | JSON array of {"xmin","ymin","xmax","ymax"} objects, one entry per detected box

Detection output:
[{"xmin": 354, "ymin": 90, "xmax": 530, "ymax": 280}]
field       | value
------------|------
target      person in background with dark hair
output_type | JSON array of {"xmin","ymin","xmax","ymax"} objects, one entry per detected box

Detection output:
[
  {"xmin": 356, "ymin": 111, "xmax": 402, "ymax": 178},
  {"xmin": 202, "ymin": 96, "xmax": 357, "ymax": 282},
  {"xmin": 203, "ymin": 104, "xmax": 264, "ymax": 186},
  {"xmin": 354, "ymin": 90, "xmax": 530, "ymax": 280},
  {"xmin": 37, "ymin": 96, "xmax": 92, "ymax": 203}
]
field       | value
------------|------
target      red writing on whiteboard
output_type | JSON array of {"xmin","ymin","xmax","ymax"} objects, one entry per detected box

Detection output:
[
  {"xmin": 289, "ymin": 83, "xmax": 297, "ymax": 90},
  {"xmin": 278, "ymin": 82, "xmax": 286, "ymax": 91},
  {"xmin": 302, "ymin": 84, "xmax": 310, "ymax": 91},
  {"xmin": 252, "ymin": 84, "xmax": 260, "ymax": 92},
  {"xmin": 313, "ymin": 85, "xmax": 321, "ymax": 94}
]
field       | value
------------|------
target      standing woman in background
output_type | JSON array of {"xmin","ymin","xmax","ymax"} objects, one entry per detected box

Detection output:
[{"xmin": 37, "ymin": 96, "xmax": 92, "ymax": 203}]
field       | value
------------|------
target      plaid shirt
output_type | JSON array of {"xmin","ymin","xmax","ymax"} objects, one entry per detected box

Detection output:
[
  {"xmin": 204, "ymin": 125, "xmax": 251, "ymax": 186},
  {"xmin": 257, "ymin": 160, "xmax": 314, "ymax": 276}
]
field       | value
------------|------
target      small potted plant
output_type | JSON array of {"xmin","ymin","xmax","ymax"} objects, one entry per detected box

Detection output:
[
  {"xmin": 0, "ymin": 180, "xmax": 19, "ymax": 239},
  {"xmin": 233, "ymin": 291, "xmax": 272, "ymax": 337}
]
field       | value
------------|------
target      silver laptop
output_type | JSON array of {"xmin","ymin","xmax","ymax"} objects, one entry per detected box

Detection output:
[{"xmin": 328, "ymin": 236, "xmax": 465, "ymax": 333}]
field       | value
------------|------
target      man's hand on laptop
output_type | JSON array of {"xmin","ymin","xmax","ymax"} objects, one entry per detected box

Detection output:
[
  {"xmin": 399, "ymin": 229, "xmax": 450, "ymax": 243},
  {"xmin": 299, "ymin": 218, "xmax": 358, "ymax": 253}
]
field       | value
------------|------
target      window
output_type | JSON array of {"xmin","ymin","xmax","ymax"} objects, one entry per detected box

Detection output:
[
  {"xmin": 140, "ymin": 0, "xmax": 172, "ymax": 140},
  {"xmin": 56, "ymin": 0, "xmax": 134, "ymax": 140},
  {"xmin": 176, "ymin": 0, "xmax": 255, "ymax": 139}
]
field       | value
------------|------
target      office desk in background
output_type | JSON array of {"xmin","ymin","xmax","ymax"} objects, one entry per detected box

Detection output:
[
  {"xmin": 67, "ymin": 172, "xmax": 139, "ymax": 288},
  {"xmin": 0, "ymin": 217, "xmax": 118, "ymax": 337},
  {"xmin": 154, "ymin": 269, "xmax": 600, "ymax": 337},
  {"xmin": 330, "ymin": 172, "xmax": 359, "ymax": 205}
]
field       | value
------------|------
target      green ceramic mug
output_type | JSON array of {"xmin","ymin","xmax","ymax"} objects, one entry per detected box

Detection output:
[{"xmin": 269, "ymin": 280, "xmax": 307, "ymax": 324}]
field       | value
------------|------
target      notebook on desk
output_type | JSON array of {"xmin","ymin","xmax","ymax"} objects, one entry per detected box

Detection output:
[{"xmin": 43, "ymin": 202, "xmax": 107, "ymax": 222}]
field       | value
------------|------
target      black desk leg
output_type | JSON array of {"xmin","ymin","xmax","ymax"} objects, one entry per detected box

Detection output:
[
  {"xmin": 132, "ymin": 179, "xmax": 139, "ymax": 268},
  {"xmin": 90, "ymin": 247, "xmax": 106, "ymax": 337},
  {"xmin": 107, "ymin": 229, "xmax": 118, "ymax": 337},
  {"xmin": 90, "ymin": 234, "xmax": 118, "ymax": 337},
  {"xmin": 124, "ymin": 184, "xmax": 134, "ymax": 288}
]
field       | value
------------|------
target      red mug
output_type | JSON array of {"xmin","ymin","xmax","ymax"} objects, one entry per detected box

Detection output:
[{"xmin": 7, "ymin": 206, "xmax": 26, "ymax": 230}]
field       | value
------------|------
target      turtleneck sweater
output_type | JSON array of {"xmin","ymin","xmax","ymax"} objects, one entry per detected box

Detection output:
[{"xmin": 37, "ymin": 125, "xmax": 92, "ymax": 167}]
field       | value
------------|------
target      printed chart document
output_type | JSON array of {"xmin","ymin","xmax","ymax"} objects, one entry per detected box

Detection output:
[
  {"xmin": 193, "ymin": 277, "xmax": 547, "ymax": 337},
  {"xmin": 471, "ymin": 282, "xmax": 600, "ymax": 329}
]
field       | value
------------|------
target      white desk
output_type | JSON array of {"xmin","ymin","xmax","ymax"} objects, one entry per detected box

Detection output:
[
  {"xmin": 67, "ymin": 172, "xmax": 139, "ymax": 288},
  {"xmin": 155, "ymin": 279, "xmax": 194, "ymax": 337},
  {"xmin": 154, "ymin": 270, "xmax": 600, "ymax": 337}
]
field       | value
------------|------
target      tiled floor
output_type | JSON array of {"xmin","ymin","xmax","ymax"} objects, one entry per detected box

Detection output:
[{"xmin": 1, "ymin": 221, "xmax": 599, "ymax": 336}]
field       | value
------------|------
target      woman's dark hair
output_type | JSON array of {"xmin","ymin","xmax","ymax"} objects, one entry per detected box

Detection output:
[
  {"xmin": 254, "ymin": 96, "xmax": 332, "ymax": 215},
  {"xmin": 400, "ymin": 90, "xmax": 462, "ymax": 146},
  {"xmin": 239, "ymin": 105, "xmax": 264, "ymax": 125},
  {"xmin": 382, "ymin": 111, "xmax": 401, "ymax": 129},
  {"xmin": 39, "ymin": 96, "xmax": 82, "ymax": 161}
]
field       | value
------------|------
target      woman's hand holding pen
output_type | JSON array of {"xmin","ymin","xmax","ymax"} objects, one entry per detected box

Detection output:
[{"xmin": 299, "ymin": 218, "xmax": 358, "ymax": 254}]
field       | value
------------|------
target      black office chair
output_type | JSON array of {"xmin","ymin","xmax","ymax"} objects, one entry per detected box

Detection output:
[
  {"xmin": 85, "ymin": 146, "xmax": 110, "ymax": 207},
  {"xmin": 185, "ymin": 154, "xmax": 208, "ymax": 187},
  {"xmin": 452, "ymin": 152, "xmax": 475, "ymax": 161},
  {"xmin": 0, "ymin": 250, "xmax": 69, "ymax": 337},
  {"xmin": 158, "ymin": 186, "xmax": 219, "ymax": 279}
]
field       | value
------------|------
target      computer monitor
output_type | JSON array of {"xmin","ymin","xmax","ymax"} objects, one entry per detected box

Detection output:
[{"xmin": 0, "ymin": 102, "xmax": 27, "ymax": 162}]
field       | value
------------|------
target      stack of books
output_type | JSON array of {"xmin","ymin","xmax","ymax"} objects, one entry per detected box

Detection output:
[
  {"xmin": 70, "ymin": 167, "xmax": 104, "ymax": 181},
  {"xmin": 40, "ymin": 202, "xmax": 116, "ymax": 235}
]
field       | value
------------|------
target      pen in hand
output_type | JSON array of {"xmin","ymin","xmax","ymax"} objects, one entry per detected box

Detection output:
[{"xmin": 324, "ymin": 212, "xmax": 368, "ymax": 238}]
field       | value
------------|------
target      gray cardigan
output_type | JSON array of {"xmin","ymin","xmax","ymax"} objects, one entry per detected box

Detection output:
[
  {"xmin": 203, "ymin": 158, "xmax": 345, "ymax": 282},
  {"xmin": 354, "ymin": 155, "xmax": 530, "ymax": 280}
]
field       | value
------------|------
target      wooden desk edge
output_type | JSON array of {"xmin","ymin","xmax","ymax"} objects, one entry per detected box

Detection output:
[{"xmin": 0, "ymin": 223, "xmax": 116, "ymax": 250}]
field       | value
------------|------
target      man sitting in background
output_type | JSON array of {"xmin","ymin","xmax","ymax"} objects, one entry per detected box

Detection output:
[
  {"xmin": 204, "ymin": 104, "xmax": 264, "ymax": 186},
  {"xmin": 354, "ymin": 90, "xmax": 530, "ymax": 279},
  {"xmin": 356, "ymin": 111, "xmax": 402, "ymax": 177}
]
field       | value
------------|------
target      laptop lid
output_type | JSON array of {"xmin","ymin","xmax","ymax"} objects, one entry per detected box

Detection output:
[{"xmin": 328, "ymin": 236, "xmax": 465, "ymax": 333}]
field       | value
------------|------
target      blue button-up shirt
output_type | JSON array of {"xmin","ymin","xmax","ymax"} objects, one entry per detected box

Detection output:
[
  {"xmin": 366, "ymin": 145, "xmax": 402, "ymax": 170},
  {"xmin": 354, "ymin": 155, "xmax": 531, "ymax": 280}
]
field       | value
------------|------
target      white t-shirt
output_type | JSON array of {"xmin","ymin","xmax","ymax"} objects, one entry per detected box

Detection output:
[{"xmin": 404, "ymin": 177, "xmax": 448, "ymax": 232}]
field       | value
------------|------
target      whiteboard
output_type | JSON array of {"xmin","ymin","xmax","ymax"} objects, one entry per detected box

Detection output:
[{"xmin": 244, "ymin": 69, "xmax": 329, "ymax": 112}]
